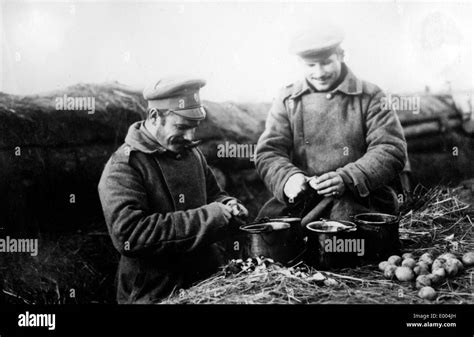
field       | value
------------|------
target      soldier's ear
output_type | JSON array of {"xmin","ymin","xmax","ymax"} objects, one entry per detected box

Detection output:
[
  {"xmin": 148, "ymin": 108, "xmax": 158, "ymax": 125},
  {"xmin": 335, "ymin": 47, "xmax": 345, "ymax": 61}
]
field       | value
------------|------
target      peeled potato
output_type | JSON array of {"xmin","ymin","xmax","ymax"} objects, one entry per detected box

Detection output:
[
  {"xmin": 384, "ymin": 265, "xmax": 397, "ymax": 279},
  {"xmin": 402, "ymin": 253, "xmax": 415, "ymax": 260},
  {"xmin": 462, "ymin": 252, "xmax": 474, "ymax": 267},
  {"xmin": 418, "ymin": 286, "xmax": 437, "ymax": 301},
  {"xmin": 388, "ymin": 255, "xmax": 402, "ymax": 266},
  {"xmin": 378, "ymin": 261, "xmax": 389, "ymax": 272},
  {"xmin": 395, "ymin": 266, "xmax": 415, "ymax": 282},
  {"xmin": 416, "ymin": 274, "xmax": 432, "ymax": 289},
  {"xmin": 401, "ymin": 258, "xmax": 417, "ymax": 269}
]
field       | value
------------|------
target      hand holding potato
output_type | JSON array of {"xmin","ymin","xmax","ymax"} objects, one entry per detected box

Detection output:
[
  {"xmin": 217, "ymin": 202, "xmax": 233, "ymax": 221},
  {"xmin": 224, "ymin": 199, "xmax": 249, "ymax": 218},
  {"xmin": 308, "ymin": 171, "xmax": 346, "ymax": 197},
  {"xmin": 283, "ymin": 173, "xmax": 310, "ymax": 202}
]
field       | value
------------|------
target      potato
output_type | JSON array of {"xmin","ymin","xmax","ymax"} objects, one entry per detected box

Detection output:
[
  {"xmin": 384, "ymin": 265, "xmax": 397, "ymax": 279},
  {"xmin": 388, "ymin": 255, "xmax": 402, "ymax": 266},
  {"xmin": 462, "ymin": 252, "xmax": 474, "ymax": 267},
  {"xmin": 416, "ymin": 275, "xmax": 432, "ymax": 289},
  {"xmin": 419, "ymin": 253, "xmax": 433, "ymax": 265},
  {"xmin": 401, "ymin": 258, "xmax": 417, "ymax": 269},
  {"xmin": 433, "ymin": 267, "xmax": 446, "ymax": 278},
  {"xmin": 418, "ymin": 286, "xmax": 437, "ymax": 301},
  {"xmin": 413, "ymin": 262, "xmax": 430, "ymax": 276},
  {"xmin": 439, "ymin": 253, "xmax": 457, "ymax": 260},
  {"xmin": 444, "ymin": 259, "xmax": 459, "ymax": 277},
  {"xmin": 395, "ymin": 266, "xmax": 415, "ymax": 282},
  {"xmin": 432, "ymin": 258, "xmax": 446, "ymax": 272},
  {"xmin": 452, "ymin": 258, "xmax": 464, "ymax": 273},
  {"xmin": 402, "ymin": 253, "xmax": 415, "ymax": 260},
  {"xmin": 378, "ymin": 261, "xmax": 390, "ymax": 272},
  {"xmin": 429, "ymin": 268, "xmax": 446, "ymax": 286}
]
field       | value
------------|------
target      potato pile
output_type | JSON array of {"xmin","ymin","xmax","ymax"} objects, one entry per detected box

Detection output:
[{"xmin": 378, "ymin": 251, "xmax": 474, "ymax": 301}]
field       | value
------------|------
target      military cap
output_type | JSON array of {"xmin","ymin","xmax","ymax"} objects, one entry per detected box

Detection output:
[
  {"xmin": 143, "ymin": 76, "xmax": 207, "ymax": 120},
  {"xmin": 290, "ymin": 22, "xmax": 344, "ymax": 62}
]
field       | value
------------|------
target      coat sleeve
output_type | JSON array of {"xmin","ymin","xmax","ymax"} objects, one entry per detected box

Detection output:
[
  {"xmin": 255, "ymin": 88, "xmax": 305, "ymax": 203},
  {"xmin": 98, "ymin": 157, "xmax": 230, "ymax": 259},
  {"xmin": 336, "ymin": 89, "xmax": 408, "ymax": 197}
]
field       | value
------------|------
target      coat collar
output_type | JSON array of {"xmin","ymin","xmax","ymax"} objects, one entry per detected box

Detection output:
[
  {"xmin": 290, "ymin": 63, "xmax": 363, "ymax": 99},
  {"xmin": 124, "ymin": 121, "xmax": 167, "ymax": 154}
]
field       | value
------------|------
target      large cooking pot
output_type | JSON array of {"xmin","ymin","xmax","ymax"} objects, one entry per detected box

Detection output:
[
  {"xmin": 352, "ymin": 212, "xmax": 401, "ymax": 261},
  {"xmin": 239, "ymin": 221, "xmax": 304, "ymax": 265},
  {"xmin": 305, "ymin": 220, "xmax": 359, "ymax": 269}
]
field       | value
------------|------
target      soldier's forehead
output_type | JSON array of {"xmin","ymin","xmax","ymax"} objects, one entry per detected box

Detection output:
[
  {"xmin": 171, "ymin": 113, "xmax": 200, "ymax": 125},
  {"xmin": 303, "ymin": 53, "xmax": 336, "ymax": 64}
]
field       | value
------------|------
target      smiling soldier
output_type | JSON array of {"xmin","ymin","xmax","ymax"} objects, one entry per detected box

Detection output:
[
  {"xmin": 98, "ymin": 77, "xmax": 248, "ymax": 304},
  {"xmin": 255, "ymin": 23, "xmax": 407, "ymax": 225}
]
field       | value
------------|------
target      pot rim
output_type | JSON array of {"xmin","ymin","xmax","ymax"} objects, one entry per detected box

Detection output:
[
  {"xmin": 269, "ymin": 217, "xmax": 301, "ymax": 222},
  {"xmin": 306, "ymin": 220, "xmax": 357, "ymax": 233},
  {"xmin": 239, "ymin": 223, "xmax": 273, "ymax": 233},
  {"xmin": 353, "ymin": 212, "xmax": 399, "ymax": 225}
]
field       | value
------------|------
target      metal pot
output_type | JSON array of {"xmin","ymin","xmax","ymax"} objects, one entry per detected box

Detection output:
[
  {"xmin": 239, "ymin": 221, "xmax": 304, "ymax": 265},
  {"xmin": 305, "ymin": 220, "xmax": 359, "ymax": 269},
  {"xmin": 352, "ymin": 212, "xmax": 401, "ymax": 261}
]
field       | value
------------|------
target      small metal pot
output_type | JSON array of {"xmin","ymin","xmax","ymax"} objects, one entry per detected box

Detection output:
[
  {"xmin": 305, "ymin": 220, "xmax": 360, "ymax": 270},
  {"xmin": 239, "ymin": 221, "xmax": 304, "ymax": 265},
  {"xmin": 352, "ymin": 212, "xmax": 401, "ymax": 261}
]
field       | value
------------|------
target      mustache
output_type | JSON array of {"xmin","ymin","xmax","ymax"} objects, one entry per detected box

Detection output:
[
  {"xmin": 170, "ymin": 137, "xmax": 202, "ymax": 148},
  {"xmin": 311, "ymin": 76, "xmax": 330, "ymax": 81}
]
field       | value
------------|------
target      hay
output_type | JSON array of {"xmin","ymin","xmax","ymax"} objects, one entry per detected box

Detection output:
[{"xmin": 162, "ymin": 185, "xmax": 473, "ymax": 304}]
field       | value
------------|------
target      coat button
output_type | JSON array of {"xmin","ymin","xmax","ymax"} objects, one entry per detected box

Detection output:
[
  {"xmin": 176, "ymin": 154, "xmax": 182, "ymax": 159},
  {"xmin": 326, "ymin": 93, "xmax": 332, "ymax": 99},
  {"xmin": 305, "ymin": 140, "xmax": 310, "ymax": 145}
]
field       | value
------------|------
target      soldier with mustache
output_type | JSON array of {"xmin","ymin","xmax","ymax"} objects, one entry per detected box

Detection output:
[{"xmin": 98, "ymin": 77, "xmax": 248, "ymax": 303}]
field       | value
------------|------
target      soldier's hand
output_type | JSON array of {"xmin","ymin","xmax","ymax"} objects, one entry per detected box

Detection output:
[
  {"xmin": 225, "ymin": 199, "xmax": 249, "ymax": 218},
  {"xmin": 284, "ymin": 173, "xmax": 310, "ymax": 203},
  {"xmin": 309, "ymin": 172, "xmax": 346, "ymax": 198},
  {"xmin": 217, "ymin": 202, "xmax": 233, "ymax": 221}
]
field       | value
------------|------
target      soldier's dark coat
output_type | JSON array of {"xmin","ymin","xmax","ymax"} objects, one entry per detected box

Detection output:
[
  {"xmin": 255, "ymin": 64, "xmax": 408, "ymax": 223},
  {"xmin": 98, "ymin": 121, "xmax": 232, "ymax": 303}
]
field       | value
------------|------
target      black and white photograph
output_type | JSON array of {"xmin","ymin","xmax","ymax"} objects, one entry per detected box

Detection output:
[{"xmin": 0, "ymin": 0, "xmax": 473, "ymax": 336}]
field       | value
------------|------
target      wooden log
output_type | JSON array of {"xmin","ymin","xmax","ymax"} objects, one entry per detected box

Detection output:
[{"xmin": 403, "ymin": 118, "xmax": 462, "ymax": 139}]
